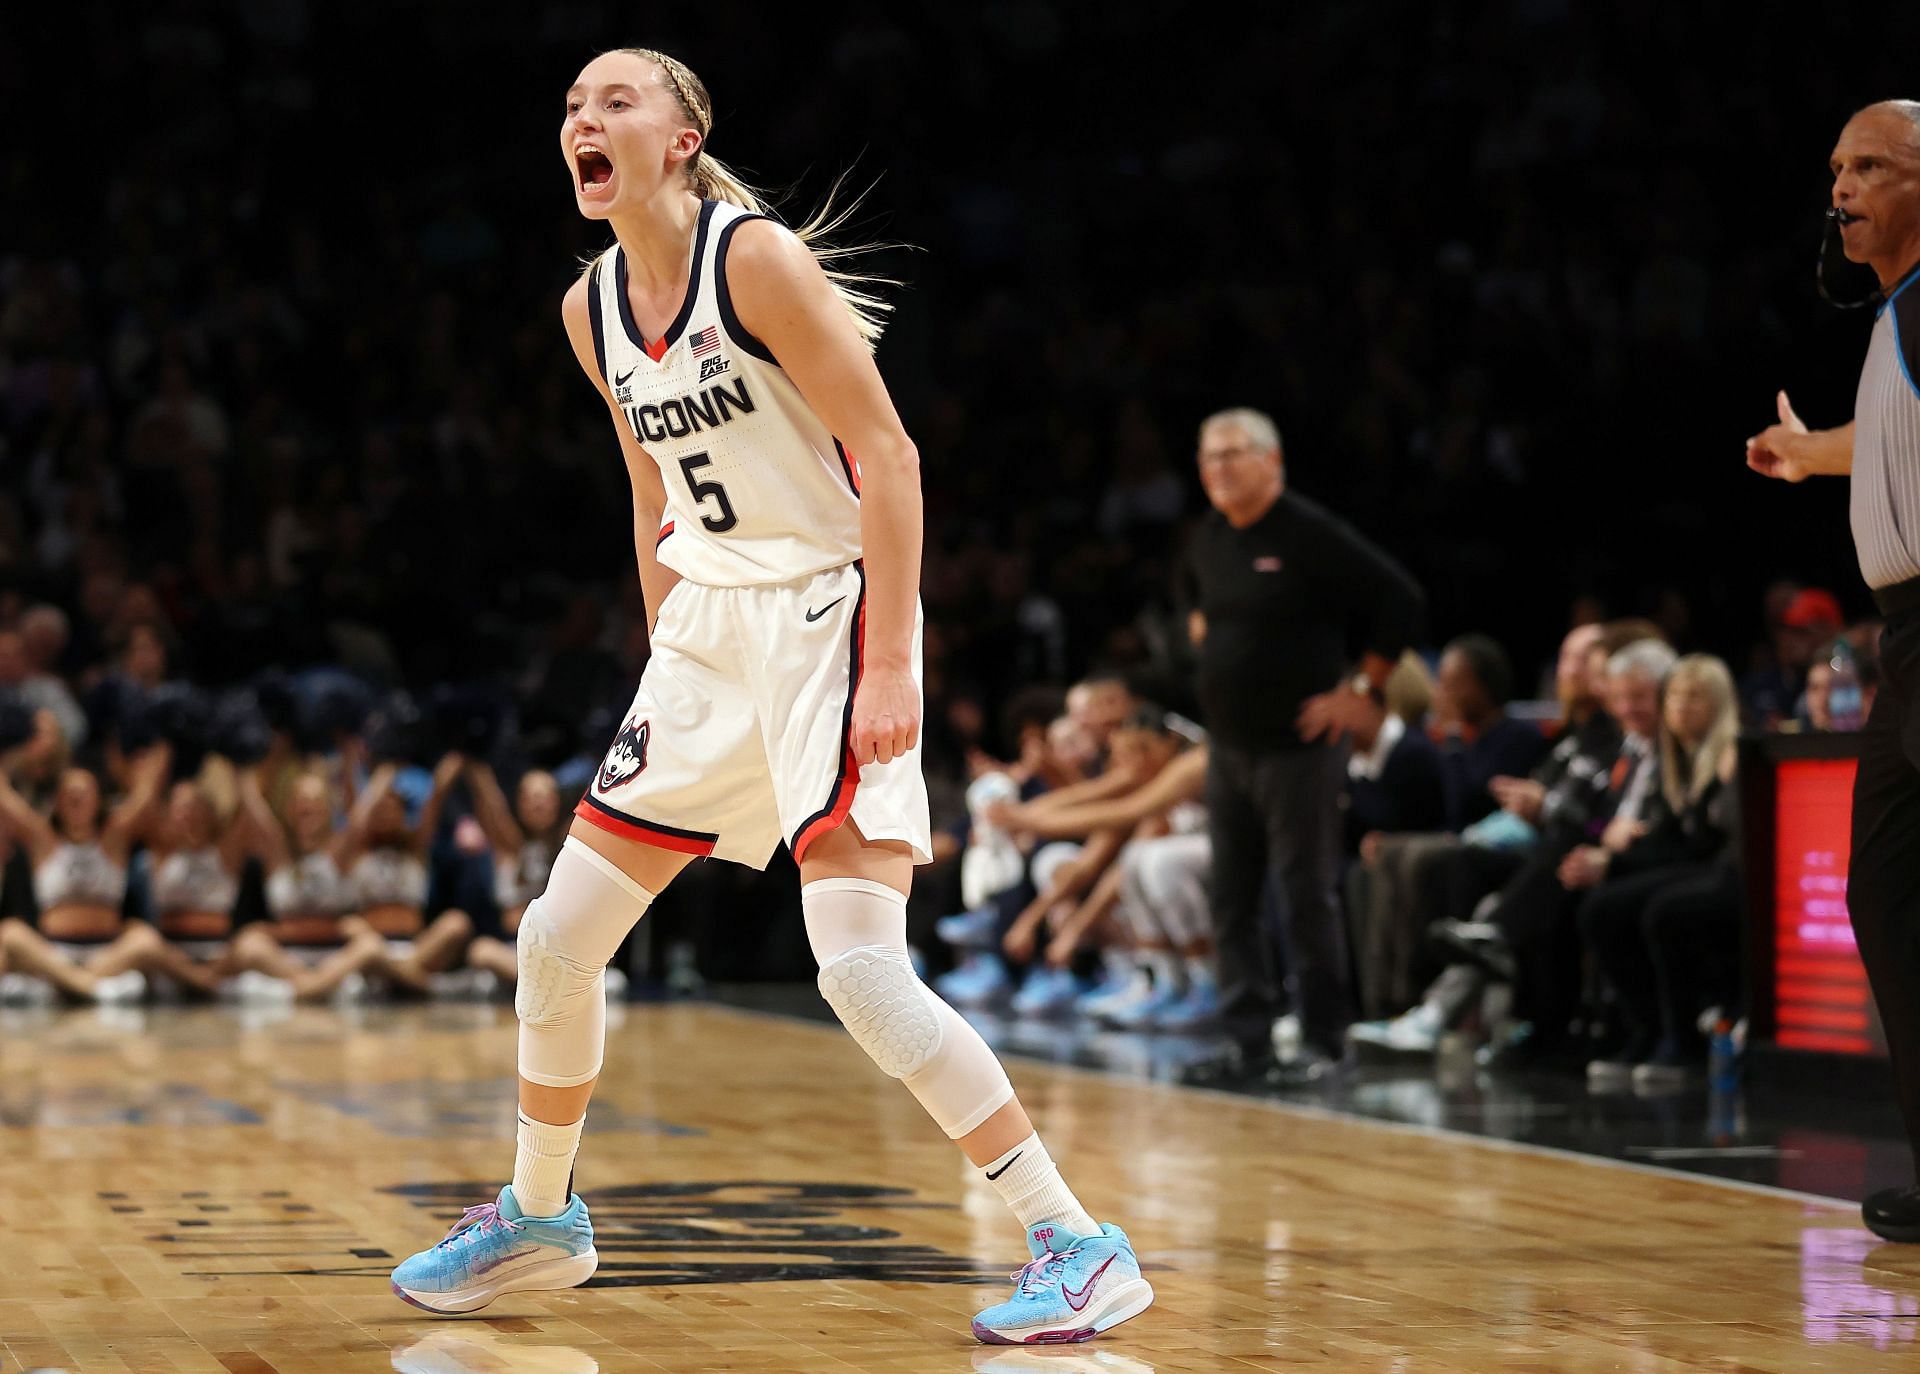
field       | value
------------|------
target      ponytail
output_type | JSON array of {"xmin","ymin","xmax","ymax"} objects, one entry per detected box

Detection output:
[{"xmin": 609, "ymin": 48, "xmax": 900, "ymax": 350}]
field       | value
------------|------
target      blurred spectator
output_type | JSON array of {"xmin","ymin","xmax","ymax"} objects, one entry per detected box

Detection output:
[
  {"xmin": 997, "ymin": 707, "xmax": 1204, "ymax": 1019},
  {"xmin": 1576, "ymin": 654, "xmax": 1740, "ymax": 1089},
  {"xmin": 1357, "ymin": 638, "xmax": 1676, "ymax": 1056},
  {"xmin": 15, "ymin": 607, "xmax": 87, "ymax": 748},
  {"xmin": 1800, "ymin": 630, "xmax": 1882, "ymax": 731},
  {"xmin": 1344, "ymin": 652, "xmax": 1448, "ymax": 852},
  {"xmin": 1347, "ymin": 623, "xmax": 1611, "ymax": 1020},
  {"xmin": 460, "ymin": 758, "xmax": 569, "ymax": 988},
  {"xmin": 230, "ymin": 768, "xmax": 389, "ymax": 1003},
  {"xmin": 1430, "ymin": 633, "xmax": 1548, "ymax": 828},
  {"xmin": 1743, "ymin": 587, "xmax": 1842, "ymax": 728},
  {"xmin": 0, "ymin": 747, "xmax": 168, "ymax": 1002}
]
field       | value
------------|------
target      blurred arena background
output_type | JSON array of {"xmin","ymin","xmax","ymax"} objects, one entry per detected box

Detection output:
[{"xmin": 8, "ymin": 4, "xmax": 1920, "ymax": 1368}]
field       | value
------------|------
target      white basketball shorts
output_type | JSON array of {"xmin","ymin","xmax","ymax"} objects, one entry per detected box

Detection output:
[{"xmin": 575, "ymin": 561, "xmax": 933, "ymax": 869}]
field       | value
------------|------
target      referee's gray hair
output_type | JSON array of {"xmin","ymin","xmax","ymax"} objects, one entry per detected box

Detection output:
[
  {"xmin": 1199, "ymin": 407, "xmax": 1283, "ymax": 457},
  {"xmin": 1607, "ymin": 639, "xmax": 1678, "ymax": 685},
  {"xmin": 1856, "ymin": 99, "xmax": 1920, "ymax": 141}
]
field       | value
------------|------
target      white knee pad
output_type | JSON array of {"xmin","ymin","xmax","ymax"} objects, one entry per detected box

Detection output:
[
  {"xmin": 817, "ymin": 943, "xmax": 943, "ymax": 1078},
  {"xmin": 805, "ymin": 878, "xmax": 1014, "ymax": 1139},
  {"xmin": 1030, "ymin": 841, "xmax": 1082, "ymax": 893},
  {"xmin": 1114, "ymin": 843, "xmax": 1166, "ymax": 945},
  {"xmin": 516, "ymin": 837, "xmax": 656, "ymax": 1089}
]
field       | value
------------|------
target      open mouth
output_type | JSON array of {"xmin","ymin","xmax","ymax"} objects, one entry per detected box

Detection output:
[{"xmin": 576, "ymin": 148, "xmax": 614, "ymax": 195}]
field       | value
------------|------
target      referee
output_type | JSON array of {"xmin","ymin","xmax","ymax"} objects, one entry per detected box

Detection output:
[
  {"xmin": 1179, "ymin": 407, "xmax": 1424, "ymax": 1087},
  {"xmin": 1748, "ymin": 99, "xmax": 1920, "ymax": 1242}
]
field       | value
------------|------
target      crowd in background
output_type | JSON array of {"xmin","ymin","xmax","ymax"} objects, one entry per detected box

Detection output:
[
  {"xmin": 7, "ymin": 4, "xmax": 1917, "ymax": 714},
  {"xmin": 926, "ymin": 596, "xmax": 1878, "ymax": 1089},
  {"xmin": 0, "ymin": 552, "xmax": 1882, "ymax": 1101},
  {"xmin": 1, "ymin": 3, "xmax": 1915, "ymax": 1081}
]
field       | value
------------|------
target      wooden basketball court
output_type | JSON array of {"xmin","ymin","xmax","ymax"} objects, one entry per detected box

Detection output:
[{"xmin": 1, "ymin": 999, "xmax": 1914, "ymax": 1372}]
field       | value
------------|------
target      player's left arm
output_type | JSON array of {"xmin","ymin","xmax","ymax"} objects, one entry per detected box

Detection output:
[{"xmin": 727, "ymin": 221, "xmax": 920, "ymax": 767}]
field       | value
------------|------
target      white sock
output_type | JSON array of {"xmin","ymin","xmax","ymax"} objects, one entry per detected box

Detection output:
[
  {"xmin": 982, "ymin": 1132, "xmax": 1099, "ymax": 1237},
  {"xmin": 1140, "ymin": 949, "xmax": 1182, "ymax": 993},
  {"xmin": 513, "ymin": 1109, "xmax": 584, "ymax": 1217}
]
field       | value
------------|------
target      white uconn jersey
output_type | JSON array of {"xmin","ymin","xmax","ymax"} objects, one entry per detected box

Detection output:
[{"xmin": 589, "ymin": 199, "xmax": 864, "ymax": 586}]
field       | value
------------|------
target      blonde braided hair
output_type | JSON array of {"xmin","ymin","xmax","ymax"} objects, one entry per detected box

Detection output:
[{"xmin": 604, "ymin": 47, "xmax": 898, "ymax": 349}]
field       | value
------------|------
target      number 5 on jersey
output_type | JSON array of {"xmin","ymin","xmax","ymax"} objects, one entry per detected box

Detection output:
[{"xmin": 678, "ymin": 452, "xmax": 738, "ymax": 533}]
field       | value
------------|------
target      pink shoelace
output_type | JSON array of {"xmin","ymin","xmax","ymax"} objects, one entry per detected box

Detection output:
[
  {"xmin": 438, "ymin": 1202, "xmax": 525, "ymax": 1249},
  {"xmin": 1011, "ymin": 1246, "xmax": 1080, "ymax": 1296}
]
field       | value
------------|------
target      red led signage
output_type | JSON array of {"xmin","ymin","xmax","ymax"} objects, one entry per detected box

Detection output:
[{"xmin": 1772, "ymin": 758, "xmax": 1884, "ymax": 1056}]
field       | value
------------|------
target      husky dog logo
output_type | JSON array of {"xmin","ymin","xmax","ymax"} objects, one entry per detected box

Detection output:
[{"xmin": 598, "ymin": 715, "xmax": 651, "ymax": 793}]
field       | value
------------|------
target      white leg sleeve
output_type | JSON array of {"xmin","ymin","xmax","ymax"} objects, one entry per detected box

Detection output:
[
  {"xmin": 1134, "ymin": 833, "xmax": 1214, "ymax": 948},
  {"xmin": 1114, "ymin": 841, "xmax": 1168, "ymax": 946},
  {"xmin": 516, "ymin": 836, "xmax": 656, "ymax": 1089},
  {"xmin": 1028, "ymin": 841, "xmax": 1083, "ymax": 894},
  {"xmin": 805, "ymin": 877, "xmax": 1014, "ymax": 1139}
]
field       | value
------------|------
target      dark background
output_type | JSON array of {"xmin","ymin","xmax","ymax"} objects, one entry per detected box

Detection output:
[{"xmin": 4, "ymin": 0, "xmax": 1917, "ymax": 753}]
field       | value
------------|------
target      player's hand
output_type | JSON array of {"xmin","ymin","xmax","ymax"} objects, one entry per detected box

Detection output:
[
  {"xmin": 1747, "ymin": 390, "xmax": 1815, "ymax": 482},
  {"xmin": 1003, "ymin": 923, "xmax": 1036, "ymax": 963},
  {"xmin": 1044, "ymin": 931, "xmax": 1077, "ymax": 968},
  {"xmin": 851, "ymin": 664, "xmax": 919, "ymax": 767}
]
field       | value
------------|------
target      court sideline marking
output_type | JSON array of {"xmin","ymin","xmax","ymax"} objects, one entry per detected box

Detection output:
[{"xmin": 697, "ymin": 998, "xmax": 1860, "ymax": 1215}]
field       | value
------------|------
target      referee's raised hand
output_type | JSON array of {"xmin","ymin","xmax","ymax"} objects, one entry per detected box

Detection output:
[{"xmin": 1747, "ymin": 390, "xmax": 1815, "ymax": 481}]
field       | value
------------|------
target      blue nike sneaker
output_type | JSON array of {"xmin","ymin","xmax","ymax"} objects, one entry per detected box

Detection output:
[
  {"xmin": 972, "ymin": 1221, "xmax": 1153, "ymax": 1345},
  {"xmin": 1074, "ymin": 968, "xmax": 1147, "ymax": 1020},
  {"xmin": 1151, "ymin": 974, "xmax": 1220, "ymax": 1031},
  {"xmin": 936, "ymin": 905, "xmax": 1001, "ymax": 951},
  {"xmin": 390, "ymin": 1186, "xmax": 597, "ymax": 1314},
  {"xmin": 936, "ymin": 953, "xmax": 1014, "ymax": 1008},
  {"xmin": 1100, "ymin": 980, "xmax": 1185, "ymax": 1030},
  {"xmin": 1010, "ymin": 967, "xmax": 1084, "ymax": 1018}
]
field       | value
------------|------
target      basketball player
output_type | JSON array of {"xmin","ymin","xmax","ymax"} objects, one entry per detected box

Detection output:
[{"xmin": 390, "ymin": 49, "xmax": 1153, "ymax": 1345}]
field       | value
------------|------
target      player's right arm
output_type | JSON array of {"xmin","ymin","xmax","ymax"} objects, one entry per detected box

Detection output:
[
  {"xmin": 1747, "ymin": 390, "xmax": 1855, "ymax": 480},
  {"xmin": 561, "ymin": 271, "xmax": 683, "ymax": 633}
]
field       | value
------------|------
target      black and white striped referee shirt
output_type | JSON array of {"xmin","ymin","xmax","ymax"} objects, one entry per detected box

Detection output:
[{"xmin": 1850, "ymin": 263, "xmax": 1920, "ymax": 589}]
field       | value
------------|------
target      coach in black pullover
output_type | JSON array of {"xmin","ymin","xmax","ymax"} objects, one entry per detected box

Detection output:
[{"xmin": 1180, "ymin": 407, "xmax": 1425, "ymax": 1087}]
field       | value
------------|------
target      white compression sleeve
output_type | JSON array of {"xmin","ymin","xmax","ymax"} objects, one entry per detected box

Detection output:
[
  {"xmin": 516, "ymin": 836, "xmax": 656, "ymax": 1089},
  {"xmin": 804, "ymin": 877, "xmax": 1014, "ymax": 1139}
]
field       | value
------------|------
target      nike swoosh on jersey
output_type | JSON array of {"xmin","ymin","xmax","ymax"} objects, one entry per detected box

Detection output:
[
  {"xmin": 805, "ymin": 596, "xmax": 847, "ymax": 623},
  {"xmin": 1063, "ymin": 1255, "xmax": 1117, "ymax": 1312},
  {"xmin": 614, "ymin": 367, "xmax": 636, "ymax": 386}
]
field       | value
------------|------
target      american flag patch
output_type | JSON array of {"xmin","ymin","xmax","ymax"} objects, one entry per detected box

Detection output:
[{"xmin": 690, "ymin": 326, "xmax": 720, "ymax": 357}]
